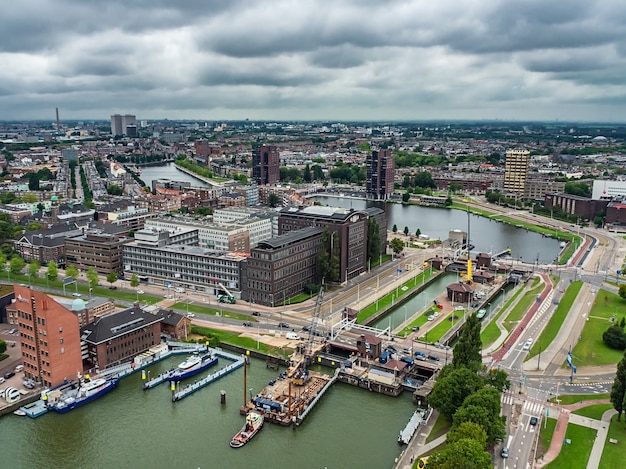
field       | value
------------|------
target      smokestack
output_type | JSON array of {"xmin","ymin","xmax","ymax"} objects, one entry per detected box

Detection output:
[{"xmin": 55, "ymin": 107, "xmax": 60, "ymax": 131}]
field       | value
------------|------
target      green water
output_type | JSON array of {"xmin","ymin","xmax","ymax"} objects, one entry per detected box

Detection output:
[{"xmin": 0, "ymin": 357, "xmax": 415, "ymax": 469}]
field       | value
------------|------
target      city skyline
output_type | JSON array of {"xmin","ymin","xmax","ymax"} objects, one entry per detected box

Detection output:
[{"xmin": 2, "ymin": 0, "xmax": 626, "ymax": 122}]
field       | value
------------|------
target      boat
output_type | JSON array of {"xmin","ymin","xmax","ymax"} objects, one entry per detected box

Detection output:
[
  {"xmin": 230, "ymin": 410, "xmax": 264, "ymax": 448},
  {"xmin": 165, "ymin": 352, "xmax": 218, "ymax": 382},
  {"xmin": 13, "ymin": 409, "xmax": 26, "ymax": 416},
  {"xmin": 51, "ymin": 376, "xmax": 119, "ymax": 414}
]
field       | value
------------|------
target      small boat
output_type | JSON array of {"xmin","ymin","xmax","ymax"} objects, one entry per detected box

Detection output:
[
  {"xmin": 13, "ymin": 409, "xmax": 26, "ymax": 416},
  {"xmin": 230, "ymin": 410, "xmax": 264, "ymax": 448},
  {"xmin": 166, "ymin": 352, "xmax": 218, "ymax": 382},
  {"xmin": 51, "ymin": 376, "xmax": 119, "ymax": 414}
]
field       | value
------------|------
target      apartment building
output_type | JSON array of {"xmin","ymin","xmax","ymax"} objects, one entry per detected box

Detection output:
[
  {"xmin": 503, "ymin": 150, "xmax": 530, "ymax": 198},
  {"xmin": 65, "ymin": 230, "xmax": 132, "ymax": 275},
  {"xmin": 146, "ymin": 218, "xmax": 249, "ymax": 252}
]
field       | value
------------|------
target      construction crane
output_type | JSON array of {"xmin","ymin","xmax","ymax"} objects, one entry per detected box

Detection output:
[
  {"xmin": 291, "ymin": 286, "xmax": 324, "ymax": 386},
  {"xmin": 207, "ymin": 276, "xmax": 236, "ymax": 303}
]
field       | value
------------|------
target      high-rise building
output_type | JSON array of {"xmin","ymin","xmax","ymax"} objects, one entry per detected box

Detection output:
[
  {"xmin": 503, "ymin": 150, "xmax": 530, "ymax": 198},
  {"xmin": 110, "ymin": 114, "xmax": 137, "ymax": 136},
  {"xmin": 366, "ymin": 149, "xmax": 395, "ymax": 199},
  {"xmin": 13, "ymin": 285, "xmax": 83, "ymax": 387},
  {"xmin": 252, "ymin": 145, "xmax": 280, "ymax": 185}
]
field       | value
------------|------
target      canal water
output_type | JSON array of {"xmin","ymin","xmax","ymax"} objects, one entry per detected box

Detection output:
[{"xmin": 0, "ymin": 355, "xmax": 414, "ymax": 469}]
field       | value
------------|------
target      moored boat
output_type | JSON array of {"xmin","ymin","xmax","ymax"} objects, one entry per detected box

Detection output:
[
  {"xmin": 230, "ymin": 410, "xmax": 264, "ymax": 448},
  {"xmin": 166, "ymin": 353, "xmax": 218, "ymax": 382},
  {"xmin": 13, "ymin": 409, "xmax": 26, "ymax": 416},
  {"xmin": 51, "ymin": 376, "xmax": 119, "ymax": 414}
]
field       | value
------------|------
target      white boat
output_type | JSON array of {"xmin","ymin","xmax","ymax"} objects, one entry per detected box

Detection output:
[{"xmin": 13, "ymin": 409, "xmax": 26, "ymax": 416}]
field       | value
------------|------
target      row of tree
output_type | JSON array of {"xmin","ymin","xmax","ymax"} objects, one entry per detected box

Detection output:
[{"xmin": 427, "ymin": 314, "xmax": 509, "ymax": 468}]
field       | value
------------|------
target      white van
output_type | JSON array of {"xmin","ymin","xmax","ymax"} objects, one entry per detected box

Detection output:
[
  {"xmin": 15, "ymin": 365, "xmax": 24, "ymax": 373},
  {"xmin": 286, "ymin": 332, "xmax": 300, "ymax": 340}
]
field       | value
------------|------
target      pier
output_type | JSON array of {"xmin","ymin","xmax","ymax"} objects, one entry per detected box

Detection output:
[
  {"xmin": 398, "ymin": 408, "xmax": 431, "ymax": 445},
  {"xmin": 171, "ymin": 348, "xmax": 245, "ymax": 401}
]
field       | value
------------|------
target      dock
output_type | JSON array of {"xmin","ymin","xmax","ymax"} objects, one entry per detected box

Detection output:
[
  {"xmin": 171, "ymin": 348, "xmax": 245, "ymax": 401},
  {"xmin": 397, "ymin": 408, "xmax": 430, "ymax": 444}
]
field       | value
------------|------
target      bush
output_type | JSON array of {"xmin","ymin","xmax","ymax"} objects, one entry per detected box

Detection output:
[
  {"xmin": 602, "ymin": 324, "xmax": 626, "ymax": 350},
  {"xmin": 0, "ymin": 339, "xmax": 6, "ymax": 354}
]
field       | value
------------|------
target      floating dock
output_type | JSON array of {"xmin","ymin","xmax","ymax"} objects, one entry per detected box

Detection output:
[
  {"xmin": 397, "ymin": 408, "xmax": 429, "ymax": 445},
  {"xmin": 172, "ymin": 348, "xmax": 245, "ymax": 402}
]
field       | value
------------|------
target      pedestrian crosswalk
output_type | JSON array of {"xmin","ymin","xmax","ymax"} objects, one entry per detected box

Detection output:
[{"xmin": 501, "ymin": 393, "xmax": 549, "ymax": 417}]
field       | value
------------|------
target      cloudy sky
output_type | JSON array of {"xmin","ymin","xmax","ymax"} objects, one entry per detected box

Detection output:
[{"xmin": 2, "ymin": 0, "xmax": 626, "ymax": 122}]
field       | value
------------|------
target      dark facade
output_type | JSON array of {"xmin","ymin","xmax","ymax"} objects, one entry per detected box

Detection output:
[
  {"xmin": 65, "ymin": 231, "xmax": 131, "ymax": 275},
  {"xmin": 361, "ymin": 207, "xmax": 388, "ymax": 259},
  {"xmin": 246, "ymin": 227, "xmax": 323, "ymax": 306},
  {"xmin": 252, "ymin": 145, "xmax": 280, "ymax": 185},
  {"xmin": 544, "ymin": 193, "xmax": 609, "ymax": 221},
  {"xmin": 366, "ymin": 149, "xmax": 395, "ymax": 200},
  {"xmin": 605, "ymin": 201, "xmax": 626, "ymax": 227},
  {"xmin": 278, "ymin": 206, "xmax": 368, "ymax": 283}
]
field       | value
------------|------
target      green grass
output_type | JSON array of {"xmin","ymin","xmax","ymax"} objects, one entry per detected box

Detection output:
[
  {"xmin": 0, "ymin": 353, "xmax": 8, "ymax": 362},
  {"xmin": 572, "ymin": 404, "xmax": 614, "ymax": 420},
  {"xmin": 599, "ymin": 413, "xmax": 626, "ymax": 468},
  {"xmin": 528, "ymin": 281, "xmax": 582, "ymax": 360},
  {"xmin": 425, "ymin": 312, "xmax": 460, "ymax": 343},
  {"xmin": 503, "ymin": 283, "xmax": 545, "ymax": 328},
  {"xmin": 480, "ymin": 285, "xmax": 525, "ymax": 347},
  {"xmin": 170, "ymin": 302, "xmax": 251, "ymax": 321},
  {"xmin": 545, "ymin": 422, "xmax": 597, "ymax": 469},
  {"xmin": 549, "ymin": 393, "xmax": 610, "ymax": 405},
  {"xmin": 191, "ymin": 325, "xmax": 293, "ymax": 358},
  {"xmin": 537, "ymin": 416, "xmax": 558, "ymax": 461},
  {"xmin": 572, "ymin": 289, "xmax": 626, "ymax": 366},
  {"xmin": 425, "ymin": 413, "xmax": 451, "ymax": 444}
]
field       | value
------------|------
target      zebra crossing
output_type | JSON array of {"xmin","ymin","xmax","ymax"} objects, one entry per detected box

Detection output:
[{"xmin": 501, "ymin": 393, "xmax": 549, "ymax": 417}]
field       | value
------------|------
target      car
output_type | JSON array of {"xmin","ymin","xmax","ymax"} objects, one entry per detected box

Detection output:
[
  {"xmin": 278, "ymin": 322, "xmax": 289, "ymax": 328},
  {"xmin": 412, "ymin": 326, "xmax": 420, "ymax": 332},
  {"xmin": 4, "ymin": 370, "xmax": 15, "ymax": 379},
  {"xmin": 186, "ymin": 312, "xmax": 195, "ymax": 318},
  {"xmin": 415, "ymin": 354, "xmax": 426, "ymax": 361},
  {"xmin": 252, "ymin": 311, "xmax": 261, "ymax": 317},
  {"xmin": 72, "ymin": 293, "xmax": 81, "ymax": 297},
  {"xmin": 302, "ymin": 325, "xmax": 311, "ymax": 332},
  {"xmin": 23, "ymin": 379, "xmax": 36, "ymax": 389},
  {"xmin": 108, "ymin": 286, "xmax": 118, "ymax": 290},
  {"xmin": 471, "ymin": 302, "xmax": 479, "ymax": 308},
  {"xmin": 427, "ymin": 354, "xmax": 440, "ymax": 361},
  {"xmin": 386, "ymin": 345, "xmax": 398, "ymax": 353},
  {"xmin": 175, "ymin": 287, "xmax": 185, "ymax": 293},
  {"xmin": 501, "ymin": 447, "xmax": 509, "ymax": 458},
  {"xmin": 15, "ymin": 365, "xmax": 23, "ymax": 373},
  {"xmin": 402, "ymin": 348, "xmax": 411, "ymax": 355},
  {"xmin": 163, "ymin": 294, "xmax": 173, "ymax": 299},
  {"xmin": 530, "ymin": 416, "xmax": 538, "ymax": 426},
  {"xmin": 8, "ymin": 328, "xmax": 17, "ymax": 334},
  {"xmin": 427, "ymin": 315, "xmax": 435, "ymax": 321},
  {"xmin": 242, "ymin": 321, "xmax": 252, "ymax": 327},
  {"xmin": 136, "ymin": 290, "xmax": 144, "ymax": 295},
  {"xmin": 454, "ymin": 305, "xmax": 465, "ymax": 311},
  {"xmin": 523, "ymin": 338, "xmax": 533, "ymax": 350},
  {"xmin": 0, "ymin": 377, "xmax": 4, "ymax": 384}
]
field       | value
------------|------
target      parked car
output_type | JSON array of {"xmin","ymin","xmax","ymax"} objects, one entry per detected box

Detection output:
[
  {"xmin": 501, "ymin": 447, "xmax": 509, "ymax": 458},
  {"xmin": 186, "ymin": 313, "xmax": 195, "ymax": 318},
  {"xmin": 4, "ymin": 370, "xmax": 15, "ymax": 379},
  {"xmin": 427, "ymin": 315, "xmax": 435, "ymax": 321},
  {"xmin": 72, "ymin": 293, "xmax": 81, "ymax": 297},
  {"xmin": 427, "ymin": 354, "xmax": 440, "ymax": 362},
  {"xmin": 278, "ymin": 322, "xmax": 290, "ymax": 328},
  {"xmin": 15, "ymin": 365, "xmax": 23, "ymax": 373},
  {"xmin": 0, "ymin": 377, "xmax": 4, "ymax": 384},
  {"xmin": 8, "ymin": 328, "xmax": 17, "ymax": 334},
  {"xmin": 136, "ymin": 290, "xmax": 144, "ymax": 295}
]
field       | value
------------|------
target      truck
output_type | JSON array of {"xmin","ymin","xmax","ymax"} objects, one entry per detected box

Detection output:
[{"xmin": 217, "ymin": 294, "xmax": 235, "ymax": 304}]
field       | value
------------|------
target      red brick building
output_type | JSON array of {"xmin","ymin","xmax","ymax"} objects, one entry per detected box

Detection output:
[{"xmin": 13, "ymin": 285, "xmax": 83, "ymax": 388}]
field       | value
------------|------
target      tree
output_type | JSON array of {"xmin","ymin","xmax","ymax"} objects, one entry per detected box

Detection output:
[
  {"xmin": 603, "ymin": 324, "xmax": 626, "ymax": 350},
  {"xmin": 429, "ymin": 367, "xmax": 484, "ymax": 419},
  {"xmin": 47, "ymin": 260, "xmax": 58, "ymax": 282},
  {"xmin": 366, "ymin": 218, "xmax": 381, "ymax": 265},
  {"xmin": 392, "ymin": 224, "xmax": 397, "ymax": 233},
  {"xmin": 312, "ymin": 165, "xmax": 324, "ymax": 181},
  {"xmin": 303, "ymin": 164, "xmax": 311, "ymax": 183},
  {"xmin": 414, "ymin": 171, "xmax": 436, "ymax": 189},
  {"xmin": 446, "ymin": 421, "xmax": 487, "ymax": 448},
  {"xmin": 611, "ymin": 352, "xmax": 626, "ymax": 421},
  {"xmin": 107, "ymin": 270, "xmax": 119, "ymax": 286},
  {"xmin": 27, "ymin": 260, "xmax": 41, "ymax": 279},
  {"xmin": 619, "ymin": 284, "xmax": 626, "ymax": 300},
  {"xmin": 403, "ymin": 226, "xmax": 409, "ymax": 236},
  {"xmin": 453, "ymin": 387, "xmax": 505, "ymax": 444},
  {"xmin": 415, "ymin": 228, "xmax": 421, "ymax": 238},
  {"xmin": 402, "ymin": 192, "xmax": 410, "ymax": 203},
  {"xmin": 86, "ymin": 266, "xmax": 99, "ymax": 289},
  {"xmin": 0, "ymin": 253, "xmax": 6, "ymax": 278},
  {"xmin": 485, "ymin": 368, "xmax": 511, "ymax": 392},
  {"xmin": 66, "ymin": 264, "xmax": 79, "ymax": 280},
  {"xmin": 389, "ymin": 238, "xmax": 405, "ymax": 256},
  {"xmin": 268, "ymin": 193, "xmax": 280, "ymax": 208},
  {"xmin": 452, "ymin": 313, "xmax": 483, "ymax": 371},
  {"xmin": 9, "ymin": 256, "xmax": 25, "ymax": 276},
  {"xmin": 427, "ymin": 438, "xmax": 492, "ymax": 469},
  {"xmin": 130, "ymin": 273, "xmax": 140, "ymax": 288}
]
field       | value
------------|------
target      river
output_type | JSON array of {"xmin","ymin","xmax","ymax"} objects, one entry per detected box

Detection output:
[{"xmin": 0, "ymin": 355, "xmax": 414, "ymax": 469}]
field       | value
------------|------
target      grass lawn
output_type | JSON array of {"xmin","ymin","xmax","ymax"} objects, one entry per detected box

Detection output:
[
  {"xmin": 424, "ymin": 311, "xmax": 461, "ymax": 343},
  {"xmin": 503, "ymin": 282, "xmax": 544, "ymax": 329},
  {"xmin": 537, "ymin": 416, "xmax": 558, "ymax": 461},
  {"xmin": 170, "ymin": 302, "xmax": 251, "ymax": 321},
  {"xmin": 527, "ymin": 281, "xmax": 582, "ymax": 360},
  {"xmin": 398, "ymin": 307, "xmax": 440, "ymax": 336},
  {"xmin": 425, "ymin": 413, "xmax": 451, "ymax": 444},
  {"xmin": 549, "ymin": 393, "xmax": 610, "ymax": 405},
  {"xmin": 545, "ymin": 422, "xmax": 597, "ymax": 468},
  {"xmin": 572, "ymin": 404, "xmax": 614, "ymax": 420},
  {"xmin": 599, "ymin": 413, "xmax": 626, "ymax": 468},
  {"xmin": 480, "ymin": 285, "xmax": 525, "ymax": 347},
  {"xmin": 571, "ymin": 289, "xmax": 626, "ymax": 366}
]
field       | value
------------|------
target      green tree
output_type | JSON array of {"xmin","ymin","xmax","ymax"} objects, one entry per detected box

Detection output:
[
  {"xmin": 619, "ymin": 284, "xmax": 626, "ymax": 300},
  {"xmin": 446, "ymin": 421, "xmax": 487, "ymax": 448},
  {"xmin": 47, "ymin": 260, "xmax": 58, "ymax": 282},
  {"xmin": 603, "ymin": 324, "xmax": 626, "ymax": 350},
  {"xmin": 611, "ymin": 352, "xmax": 626, "ymax": 421},
  {"xmin": 415, "ymin": 228, "xmax": 421, "ymax": 238},
  {"xmin": 268, "ymin": 193, "xmax": 280, "ymax": 208},
  {"xmin": 485, "ymin": 368, "xmax": 511, "ymax": 392},
  {"xmin": 392, "ymin": 224, "xmax": 397, "ymax": 233},
  {"xmin": 303, "ymin": 164, "xmax": 312, "ymax": 183},
  {"xmin": 403, "ymin": 226, "xmax": 409, "ymax": 236},
  {"xmin": 9, "ymin": 256, "xmax": 25, "ymax": 276},
  {"xmin": 312, "ymin": 165, "xmax": 324, "ymax": 181},
  {"xmin": 86, "ymin": 266, "xmax": 99, "ymax": 289},
  {"xmin": 452, "ymin": 313, "xmax": 483, "ymax": 371},
  {"xmin": 427, "ymin": 438, "xmax": 492, "ymax": 469},
  {"xmin": 402, "ymin": 192, "xmax": 410, "ymax": 203},
  {"xmin": 453, "ymin": 387, "xmax": 505, "ymax": 444},
  {"xmin": 0, "ymin": 253, "xmax": 6, "ymax": 278},
  {"xmin": 366, "ymin": 218, "xmax": 381, "ymax": 265},
  {"xmin": 414, "ymin": 171, "xmax": 436, "ymax": 188},
  {"xmin": 389, "ymin": 238, "xmax": 404, "ymax": 256},
  {"xmin": 66, "ymin": 264, "xmax": 79, "ymax": 280},
  {"xmin": 130, "ymin": 273, "xmax": 140, "ymax": 288},
  {"xmin": 107, "ymin": 270, "xmax": 119, "ymax": 286},
  {"xmin": 429, "ymin": 367, "xmax": 484, "ymax": 419},
  {"xmin": 27, "ymin": 260, "xmax": 41, "ymax": 280}
]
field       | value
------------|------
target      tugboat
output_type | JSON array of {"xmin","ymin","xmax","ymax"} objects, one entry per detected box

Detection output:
[
  {"xmin": 230, "ymin": 410, "xmax": 264, "ymax": 448},
  {"xmin": 165, "ymin": 352, "xmax": 218, "ymax": 382}
]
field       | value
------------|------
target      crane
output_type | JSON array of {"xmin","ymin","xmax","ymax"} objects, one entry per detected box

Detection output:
[
  {"xmin": 292, "ymin": 286, "xmax": 324, "ymax": 386},
  {"xmin": 207, "ymin": 276, "xmax": 236, "ymax": 303}
]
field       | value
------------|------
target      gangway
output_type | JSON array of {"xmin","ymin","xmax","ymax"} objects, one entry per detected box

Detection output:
[{"xmin": 332, "ymin": 317, "xmax": 390, "ymax": 338}]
